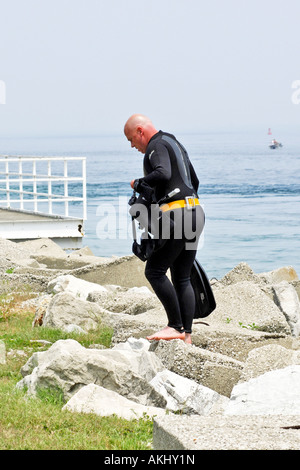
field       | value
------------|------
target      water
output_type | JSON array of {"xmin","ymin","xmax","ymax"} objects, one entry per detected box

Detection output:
[{"xmin": 0, "ymin": 130, "xmax": 299, "ymax": 279}]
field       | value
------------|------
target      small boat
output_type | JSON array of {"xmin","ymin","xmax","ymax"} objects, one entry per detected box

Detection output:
[{"xmin": 269, "ymin": 139, "xmax": 282, "ymax": 149}]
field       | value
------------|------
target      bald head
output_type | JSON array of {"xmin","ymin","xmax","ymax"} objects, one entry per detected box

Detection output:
[
  {"xmin": 124, "ymin": 114, "xmax": 153, "ymax": 133},
  {"xmin": 124, "ymin": 114, "xmax": 158, "ymax": 154}
]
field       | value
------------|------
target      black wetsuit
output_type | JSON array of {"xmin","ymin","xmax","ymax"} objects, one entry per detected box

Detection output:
[
  {"xmin": 139, "ymin": 131, "xmax": 205, "ymax": 334},
  {"xmin": 142, "ymin": 131, "xmax": 199, "ymax": 203}
]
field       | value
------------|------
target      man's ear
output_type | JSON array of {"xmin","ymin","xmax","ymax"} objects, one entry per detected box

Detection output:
[{"xmin": 137, "ymin": 126, "xmax": 143, "ymax": 135}]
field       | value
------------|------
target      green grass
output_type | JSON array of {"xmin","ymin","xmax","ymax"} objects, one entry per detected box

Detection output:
[{"xmin": 0, "ymin": 292, "xmax": 153, "ymax": 450}]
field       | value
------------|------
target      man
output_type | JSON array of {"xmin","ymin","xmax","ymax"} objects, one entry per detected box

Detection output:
[{"xmin": 124, "ymin": 114, "xmax": 205, "ymax": 344}]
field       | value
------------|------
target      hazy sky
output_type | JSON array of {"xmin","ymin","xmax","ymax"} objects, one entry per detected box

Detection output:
[{"xmin": 0, "ymin": 0, "xmax": 299, "ymax": 136}]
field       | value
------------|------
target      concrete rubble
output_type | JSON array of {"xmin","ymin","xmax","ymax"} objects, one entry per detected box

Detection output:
[{"xmin": 1, "ymin": 237, "xmax": 300, "ymax": 450}]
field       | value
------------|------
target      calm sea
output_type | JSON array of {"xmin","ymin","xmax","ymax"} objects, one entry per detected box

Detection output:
[{"xmin": 1, "ymin": 129, "xmax": 299, "ymax": 280}]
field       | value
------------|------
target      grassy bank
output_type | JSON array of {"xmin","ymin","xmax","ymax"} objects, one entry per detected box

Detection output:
[{"xmin": 0, "ymin": 292, "xmax": 153, "ymax": 450}]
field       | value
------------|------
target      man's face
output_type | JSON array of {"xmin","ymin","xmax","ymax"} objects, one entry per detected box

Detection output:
[{"xmin": 125, "ymin": 126, "xmax": 147, "ymax": 154}]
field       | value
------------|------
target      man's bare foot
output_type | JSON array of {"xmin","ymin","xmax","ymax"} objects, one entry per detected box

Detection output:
[
  {"xmin": 184, "ymin": 333, "xmax": 192, "ymax": 345},
  {"xmin": 146, "ymin": 326, "xmax": 185, "ymax": 341}
]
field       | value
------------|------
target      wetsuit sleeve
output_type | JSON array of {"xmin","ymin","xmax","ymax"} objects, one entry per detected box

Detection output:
[{"xmin": 142, "ymin": 143, "xmax": 171, "ymax": 187}]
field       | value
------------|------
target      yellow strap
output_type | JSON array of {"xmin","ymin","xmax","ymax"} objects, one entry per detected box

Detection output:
[{"xmin": 160, "ymin": 198, "xmax": 200, "ymax": 212}]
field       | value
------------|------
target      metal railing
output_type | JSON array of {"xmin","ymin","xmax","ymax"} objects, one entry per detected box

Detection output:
[{"xmin": 0, "ymin": 156, "xmax": 87, "ymax": 219}]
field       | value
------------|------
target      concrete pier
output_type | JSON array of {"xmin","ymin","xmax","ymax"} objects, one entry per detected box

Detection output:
[{"xmin": 0, "ymin": 207, "xmax": 84, "ymax": 249}]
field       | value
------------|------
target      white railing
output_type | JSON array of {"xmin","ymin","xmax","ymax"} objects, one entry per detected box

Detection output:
[{"xmin": 0, "ymin": 156, "xmax": 87, "ymax": 220}]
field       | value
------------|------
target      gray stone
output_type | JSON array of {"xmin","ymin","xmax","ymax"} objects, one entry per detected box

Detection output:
[
  {"xmin": 272, "ymin": 281, "xmax": 300, "ymax": 336},
  {"xmin": 16, "ymin": 339, "xmax": 166, "ymax": 407},
  {"xmin": 150, "ymin": 369, "xmax": 229, "ymax": 415},
  {"xmin": 258, "ymin": 266, "xmax": 299, "ymax": 284},
  {"xmin": 220, "ymin": 262, "xmax": 261, "ymax": 286},
  {"xmin": 32, "ymin": 294, "xmax": 52, "ymax": 327},
  {"xmin": 153, "ymin": 414, "xmax": 300, "ymax": 450},
  {"xmin": 70, "ymin": 255, "xmax": 152, "ymax": 289},
  {"xmin": 151, "ymin": 339, "xmax": 243, "ymax": 397},
  {"xmin": 92, "ymin": 286, "xmax": 159, "ymax": 315},
  {"xmin": 63, "ymin": 383, "xmax": 166, "ymax": 420},
  {"xmin": 18, "ymin": 237, "xmax": 66, "ymax": 258},
  {"xmin": 225, "ymin": 365, "xmax": 300, "ymax": 415},
  {"xmin": 0, "ymin": 340, "xmax": 5, "ymax": 364},
  {"xmin": 212, "ymin": 281, "xmax": 291, "ymax": 334},
  {"xmin": 47, "ymin": 274, "xmax": 108, "ymax": 300},
  {"xmin": 239, "ymin": 344, "xmax": 300, "ymax": 382},
  {"xmin": 42, "ymin": 292, "xmax": 108, "ymax": 331}
]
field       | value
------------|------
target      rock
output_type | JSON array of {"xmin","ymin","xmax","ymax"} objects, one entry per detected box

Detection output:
[
  {"xmin": 109, "ymin": 307, "xmax": 167, "ymax": 344},
  {"xmin": 191, "ymin": 319, "xmax": 292, "ymax": 362},
  {"xmin": 0, "ymin": 340, "xmax": 5, "ymax": 364},
  {"xmin": 239, "ymin": 344, "xmax": 300, "ymax": 382},
  {"xmin": 63, "ymin": 383, "xmax": 166, "ymax": 420},
  {"xmin": 211, "ymin": 281, "xmax": 291, "ymax": 334},
  {"xmin": 112, "ymin": 336, "xmax": 152, "ymax": 352},
  {"xmin": 32, "ymin": 294, "xmax": 52, "ymax": 327},
  {"xmin": 42, "ymin": 292, "xmax": 109, "ymax": 331},
  {"xmin": 291, "ymin": 280, "xmax": 300, "ymax": 301},
  {"xmin": 151, "ymin": 339, "xmax": 243, "ymax": 397},
  {"xmin": 272, "ymin": 281, "xmax": 300, "ymax": 336},
  {"xmin": 70, "ymin": 246, "xmax": 94, "ymax": 257},
  {"xmin": 6, "ymin": 254, "xmax": 300, "ymax": 447},
  {"xmin": 70, "ymin": 255, "xmax": 152, "ymax": 289},
  {"xmin": 153, "ymin": 414, "xmax": 300, "ymax": 450},
  {"xmin": 63, "ymin": 324, "xmax": 87, "ymax": 334},
  {"xmin": 18, "ymin": 238, "xmax": 66, "ymax": 258},
  {"xmin": 47, "ymin": 274, "xmax": 108, "ymax": 300},
  {"xmin": 17, "ymin": 258, "xmax": 41, "ymax": 269},
  {"xmin": 225, "ymin": 365, "xmax": 300, "ymax": 415},
  {"xmin": 150, "ymin": 369, "xmax": 229, "ymax": 415},
  {"xmin": 220, "ymin": 262, "xmax": 261, "ymax": 286},
  {"xmin": 258, "ymin": 266, "xmax": 299, "ymax": 284},
  {"xmin": 91, "ymin": 286, "xmax": 159, "ymax": 315},
  {"xmin": 0, "ymin": 271, "xmax": 55, "ymax": 294},
  {"xmin": 16, "ymin": 339, "xmax": 166, "ymax": 407},
  {"xmin": 0, "ymin": 237, "xmax": 37, "ymax": 270},
  {"xmin": 100, "ymin": 345, "xmax": 164, "ymax": 383},
  {"xmin": 19, "ymin": 238, "xmax": 110, "ymax": 270}
]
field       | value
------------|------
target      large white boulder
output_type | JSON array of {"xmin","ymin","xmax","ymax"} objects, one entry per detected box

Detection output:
[
  {"xmin": 225, "ymin": 365, "xmax": 300, "ymax": 415},
  {"xmin": 16, "ymin": 339, "xmax": 166, "ymax": 407}
]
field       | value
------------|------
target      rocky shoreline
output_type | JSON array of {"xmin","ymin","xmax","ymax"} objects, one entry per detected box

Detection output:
[{"xmin": 1, "ymin": 237, "xmax": 300, "ymax": 450}]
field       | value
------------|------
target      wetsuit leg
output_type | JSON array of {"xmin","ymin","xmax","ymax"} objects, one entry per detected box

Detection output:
[
  {"xmin": 170, "ymin": 247, "xmax": 197, "ymax": 334},
  {"xmin": 145, "ymin": 205, "xmax": 204, "ymax": 334},
  {"xmin": 145, "ymin": 238, "xmax": 187, "ymax": 332}
]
